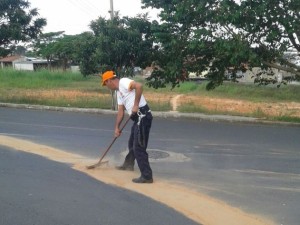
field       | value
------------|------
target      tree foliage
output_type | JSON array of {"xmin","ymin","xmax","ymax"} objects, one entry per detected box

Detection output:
[
  {"xmin": 33, "ymin": 31, "xmax": 65, "ymax": 66},
  {"xmin": 142, "ymin": 0, "xmax": 300, "ymax": 89},
  {"xmin": 0, "ymin": 0, "xmax": 46, "ymax": 56},
  {"xmin": 33, "ymin": 32, "xmax": 88, "ymax": 72},
  {"xmin": 73, "ymin": 32, "xmax": 98, "ymax": 76},
  {"xmin": 33, "ymin": 14, "xmax": 157, "ymax": 77},
  {"xmin": 87, "ymin": 14, "xmax": 156, "ymax": 77}
]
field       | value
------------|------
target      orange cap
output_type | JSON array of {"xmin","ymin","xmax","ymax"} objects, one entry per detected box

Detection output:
[{"xmin": 101, "ymin": 71, "xmax": 116, "ymax": 86}]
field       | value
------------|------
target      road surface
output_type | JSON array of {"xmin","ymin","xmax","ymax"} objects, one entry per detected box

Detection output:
[{"xmin": 1, "ymin": 107, "xmax": 299, "ymax": 225}]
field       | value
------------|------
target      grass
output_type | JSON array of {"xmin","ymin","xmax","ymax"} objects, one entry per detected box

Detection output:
[
  {"xmin": 177, "ymin": 102, "xmax": 269, "ymax": 118},
  {"xmin": 177, "ymin": 102, "xmax": 300, "ymax": 123},
  {"xmin": 273, "ymin": 116, "xmax": 300, "ymax": 123},
  {"xmin": 1, "ymin": 68, "xmax": 300, "ymax": 122},
  {"xmin": 0, "ymin": 68, "xmax": 89, "ymax": 89},
  {"xmin": 209, "ymin": 82, "xmax": 300, "ymax": 102},
  {"xmin": 168, "ymin": 80, "xmax": 300, "ymax": 102},
  {"xmin": 147, "ymin": 99, "xmax": 172, "ymax": 111},
  {"xmin": 1, "ymin": 94, "xmax": 112, "ymax": 109},
  {"xmin": 177, "ymin": 102, "xmax": 209, "ymax": 114},
  {"xmin": 141, "ymin": 78, "xmax": 300, "ymax": 104}
]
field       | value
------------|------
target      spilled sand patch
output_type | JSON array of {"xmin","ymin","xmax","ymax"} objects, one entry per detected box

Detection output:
[{"xmin": 0, "ymin": 135, "xmax": 275, "ymax": 225}]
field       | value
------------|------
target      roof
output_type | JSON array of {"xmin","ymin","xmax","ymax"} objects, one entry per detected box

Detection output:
[{"xmin": 0, "ymin": 55, "xmax": 24, "ymax": 62}]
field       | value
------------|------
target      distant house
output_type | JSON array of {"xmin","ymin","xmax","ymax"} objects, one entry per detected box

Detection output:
[
  {"xmin": 0, "ymin": 55, "xmax": 51, "ymax": 71},
  {"xmin": 70, "ymin": 65, "xmax": 80, "ymax": 73},
  {"xmin": 0, "ymin": 55, "xmax": 26, "ymax": 68},
  {"xmin": 14, "ymin": 60, "xmax": 49, "ymax": 71}
]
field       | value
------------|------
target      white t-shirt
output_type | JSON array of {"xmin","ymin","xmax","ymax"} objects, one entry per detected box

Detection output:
[{"xmin": 117, "ymin": 78, "xmax": 147, "ymax": 115}]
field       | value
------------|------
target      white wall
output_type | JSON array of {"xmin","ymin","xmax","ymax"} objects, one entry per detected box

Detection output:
[{"xmin": 14, "ymin": 63, "xmax": 34, "ymax": 71}]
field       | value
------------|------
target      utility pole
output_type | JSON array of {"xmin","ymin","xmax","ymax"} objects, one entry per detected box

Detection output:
[
  {"xmin": 109, "ymin": 0, "xmax": 114, "ymax": 19},
  {"xmin": 109, "ymin": 0, "xmax": 117, "ymax": 110}
]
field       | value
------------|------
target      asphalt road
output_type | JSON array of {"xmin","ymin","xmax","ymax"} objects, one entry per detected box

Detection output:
[
  {"xmin": 1, "ymin": 107, "xmax": 300, "ymax": 225},
  {"xmin": 0, "ymin": 145, "xmax": 198, "ymax": 225}
]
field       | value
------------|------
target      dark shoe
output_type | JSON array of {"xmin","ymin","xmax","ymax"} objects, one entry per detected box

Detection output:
[
  {"xmin": 115, "ymin": 165, "xmax": 134, "ymax": 171},
  {"xmin": 132, "ymin": 176, "xmax": 153, "ymax": 184}
]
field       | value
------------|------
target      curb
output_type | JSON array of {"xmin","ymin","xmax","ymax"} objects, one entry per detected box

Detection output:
[{"xmin": 1, "ymin": 102, "xmax": 299, "ymax": 126}]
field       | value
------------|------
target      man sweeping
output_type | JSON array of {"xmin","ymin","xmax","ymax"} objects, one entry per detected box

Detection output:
[{"xmin": 101, "ymin": 70, "xmax": 153, "ymax": 184}]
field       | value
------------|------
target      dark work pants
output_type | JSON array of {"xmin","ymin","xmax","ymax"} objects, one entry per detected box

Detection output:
[{"xmin": 123, "ymin": 111, "xmax": 153, "ymax": 180}]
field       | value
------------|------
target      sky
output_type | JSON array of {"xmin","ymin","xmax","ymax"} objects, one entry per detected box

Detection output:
[{"xmin": 29, "ymin": 0, "xmax": 159, "ymax": 35}]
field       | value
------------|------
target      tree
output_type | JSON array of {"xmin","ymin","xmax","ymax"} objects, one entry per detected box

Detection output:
[
  {"xmin": 0, "ymin": 0, "xmax": 46, "ymax": 56},
  {"xmin": 88, "ymin": 14, "xmax": 156, "ymax": 77},
  {"xmin": 86, "ymin": 14, "xmax": 157, "ymax": 110},
  {"xmin": 74, "ymin": 32, "xmax": 98, "ymax": 76},
  {"xmin": 142, "ymin": 0, "xmax": 300, "ymax": 89},
  {"xmin": 33, "ymin": 31, "xmax": 65, "ymax": 68},
  {"xmin": 51, "ymin": 35, "xmax": 82, "ymax": 71},
  {"xmin": 12, "ymin": 45, "xmax": 26, "ymax": 55},
  {"xmin": 33, "ymin": 32, "xmax": 90, "ymax": 72}
]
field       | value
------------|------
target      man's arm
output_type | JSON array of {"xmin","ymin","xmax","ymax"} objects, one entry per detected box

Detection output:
[
  {"xmin": 129, "ymin": 81, "xmax": 143, "ymax": 114},
  {"xmin": 114, "ymin": 105, "xmax": 125, "ymax": 137}
]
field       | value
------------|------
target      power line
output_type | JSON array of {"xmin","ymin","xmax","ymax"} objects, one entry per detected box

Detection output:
[{"xmin": 65, "ymin": 0, "xmax": 99, "ymax": 19}]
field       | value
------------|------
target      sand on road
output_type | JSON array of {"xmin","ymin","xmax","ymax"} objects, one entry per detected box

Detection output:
[{"xmin": 0, "ymin": 135, "xmax": 276, "ymax": 225}]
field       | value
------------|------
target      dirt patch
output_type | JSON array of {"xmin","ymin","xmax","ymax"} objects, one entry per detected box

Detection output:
[
  {"xmin": 170, "ymin": 94, "xmax": 184, "ymax": 111},
  {"xmin": 144, "ymin": 92, "xmax": 300, "ymax": 118},
  {"xmin": 144, "ymin": 92, "xmax": 174, "ymax": 104},
  {"xmin": 8, "ymin": 89, "xmax": 110, "ymax": 100},
  {"xmin": 176, "ymin": 95, "xmax": 300, "ymax": 118},
  {"xmin": 0, "ymin": 135, "xmax": 275, "ymax": 225}
]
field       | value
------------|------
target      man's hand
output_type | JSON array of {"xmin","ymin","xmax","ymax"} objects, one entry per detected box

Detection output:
[
  {"xmin": 130, "ymin": 105, "xmax": 139, "ymax": 121},
  {"xmin": 130, "ymin": 112, "xmax": 138, "ymax": 121},
  {"xmin": 114, "ymin": 128, "xmax": 121, "ymax": 137},
  {"xmin": 132, "ymin": 105, "xmax": 139, "ymax": 115}
]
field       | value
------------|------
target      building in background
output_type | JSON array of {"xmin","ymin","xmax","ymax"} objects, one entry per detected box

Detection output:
[{"xmin": 0, "ymin": 55, "xmax": 26, "ymax": 68}]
